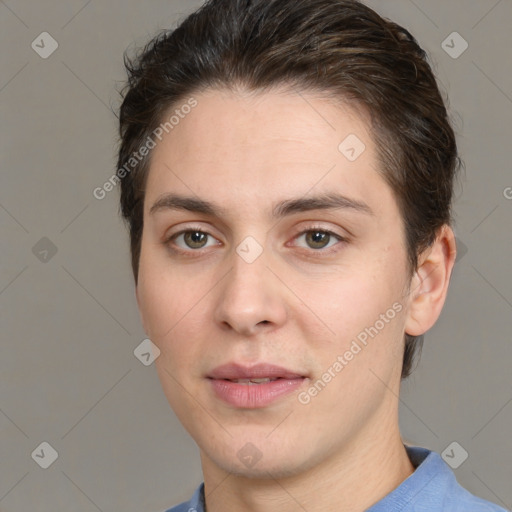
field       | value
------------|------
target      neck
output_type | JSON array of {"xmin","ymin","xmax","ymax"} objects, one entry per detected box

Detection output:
[{"xmin": 200, "ymin": 413, "xmax": 414, "ymax": 512}]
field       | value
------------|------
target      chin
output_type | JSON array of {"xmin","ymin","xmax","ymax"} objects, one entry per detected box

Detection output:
[
  {"xmin": 217, "ymin": 456, "xmax": 308, "ymax": 480},
  {"xmin": 202, "ymin": 438, "xmax": 322, "ymax": 480}
]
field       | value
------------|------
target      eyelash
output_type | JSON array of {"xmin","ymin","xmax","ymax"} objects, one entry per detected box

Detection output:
[{"xmin": 163, "ymin": 225, "xmax": 347, "ymax": 257}]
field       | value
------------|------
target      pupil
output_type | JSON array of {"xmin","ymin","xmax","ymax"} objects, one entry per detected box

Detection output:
[
  {"xmin": 186, "ymin": 231, "xmax": 206, "ymax": 248},
  {"xmin": 307, "ymin": 231, "xmax": 329, "ymax": 248}
]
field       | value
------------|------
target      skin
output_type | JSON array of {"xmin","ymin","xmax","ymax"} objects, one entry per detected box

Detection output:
[{"xmin": 135, "ymin": 87, "xmax": 456, "ymax": 512}]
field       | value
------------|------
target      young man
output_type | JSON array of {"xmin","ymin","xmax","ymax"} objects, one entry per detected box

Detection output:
[{"xmin": 116, "ymin": 0, "xmax": 507, "ymax": 510}]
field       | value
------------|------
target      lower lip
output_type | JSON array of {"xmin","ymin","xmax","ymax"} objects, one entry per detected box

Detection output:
[{"xmin": 209, "ymin": 378, "xmax": 306, "ymax": 408}]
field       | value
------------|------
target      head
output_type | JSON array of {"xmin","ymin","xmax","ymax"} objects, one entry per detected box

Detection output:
[{"xmin": 117, "ymin": 0, "xmax": 458, "ymax": 478}]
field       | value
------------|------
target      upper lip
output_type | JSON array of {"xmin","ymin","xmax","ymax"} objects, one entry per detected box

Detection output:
[{"xmin": 208, "ymin": 363, "xmax": 306, "ymax": 380}]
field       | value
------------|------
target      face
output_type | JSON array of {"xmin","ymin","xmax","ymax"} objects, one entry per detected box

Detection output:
[{"xmin": 136, "ymin": 87, "xmax": 415, "ymax": 478}]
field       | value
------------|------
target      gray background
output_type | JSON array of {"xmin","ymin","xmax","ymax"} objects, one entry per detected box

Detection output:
[{"xmin": 1, "ymin": 0, "xmax": 511, "ymax": 511}]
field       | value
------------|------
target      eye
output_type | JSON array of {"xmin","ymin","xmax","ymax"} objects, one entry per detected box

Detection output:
[
  {"xmin": 170, "ymin": 230, "xmax": 220, "ymax": 250},
  {"xmin": 293, "ymin": 229, "xmax": 343, "ymax": 251}
]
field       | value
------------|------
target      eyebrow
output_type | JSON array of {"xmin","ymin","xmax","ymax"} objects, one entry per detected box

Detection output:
[{"xmin": 149, "ymin": 192, "xmax": 373, "ymax": 218}]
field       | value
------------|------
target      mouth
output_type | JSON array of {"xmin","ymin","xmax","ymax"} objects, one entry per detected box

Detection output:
[
  {"xmin": 208, "ymin": 362, "xmax": 306, "ymax": 380},
  {"xmin": 224, "ymin": 377, "xmax": 281, "ymax": 384},
  {"xmin": 207, "ymin": 363, "xmax": 307, "ymax": 408}
]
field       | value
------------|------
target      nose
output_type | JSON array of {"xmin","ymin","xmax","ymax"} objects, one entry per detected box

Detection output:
[{"xmin": 213, "ymin": 248, "xmax": 287, "ymax": 336}]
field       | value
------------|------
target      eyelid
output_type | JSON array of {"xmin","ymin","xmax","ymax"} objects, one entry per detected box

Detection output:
[
  {"xmin": 163, "ymin": 223, "xmax": 219, "ymax": 241},
  {"xmin": 291, "ymin": 222, "xmax": 347, "ymax": 238},
  {"xmin": 163, "ymin": 224, "xmax": 222, "ymax": 252},
  {"xmin": 163, "ymin": 223, "xmax": 349, "ymax": 255},
  {"xmin": 288, "ymin": 225, "xmax": 348, "ymax": 254}
]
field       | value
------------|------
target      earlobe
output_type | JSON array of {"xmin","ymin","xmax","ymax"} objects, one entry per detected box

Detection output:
[{"xmin": 404, "ymin": 225, "xmax": 457, "ymax": 336}]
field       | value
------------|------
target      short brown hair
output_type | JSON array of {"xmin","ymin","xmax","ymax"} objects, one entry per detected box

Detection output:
[{"xmin": 117, "ymin": 0, "xmax": 460, "ymax": 378}]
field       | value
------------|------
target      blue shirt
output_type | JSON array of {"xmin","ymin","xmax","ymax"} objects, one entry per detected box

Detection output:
[{"xmin": 165, "ymin": 446, "xmax": 507, "ymax": 511}]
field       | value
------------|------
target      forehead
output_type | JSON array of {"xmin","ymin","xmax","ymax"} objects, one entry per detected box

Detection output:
[
  {"xmin": 155, "ymin": 87, "xmax": 370, "ymax": 159},
  {"xmin": 144, "ymin": 87, "xmax": 392, "ymax": 218}
]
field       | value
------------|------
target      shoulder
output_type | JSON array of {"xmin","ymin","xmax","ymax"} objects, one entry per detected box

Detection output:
[
  {"xmin": 162, "ymin": 483, "xmax": 205, "ymax": 512},
  {"xmin": 163, "ymin": 504, "xmax": 193, "ymax": 512},
  {"xmin": 404, "ymin": 447, "xmax": 508, "ymax": 512},
  {"xmin": 438, "ymin": 469, "xmax": 507, "ymax": 511},
  {"xmin": 163, "ymin": 505, "xmax": 195, "ymax": 512},
  {"xmin": 370, "ymin": 447, "xmax": 507, "ymax": 511}
]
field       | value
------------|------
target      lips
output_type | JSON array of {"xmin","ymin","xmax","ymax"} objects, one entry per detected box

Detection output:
[
  {"xmin": 208, "ymin": 363, "xmax": 307, "ymax": 408},
  {"xmin": 208, "ymin": 363, "xmax": 305, "ymax": 381},
  {"xmin": 228, "ymin": 377, "xmax": 279, "ymax": 384}
]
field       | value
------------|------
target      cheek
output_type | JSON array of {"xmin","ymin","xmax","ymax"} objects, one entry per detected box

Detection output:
[
  {"xmin": 137, "ymin": 275, "xmax": 177, "ymax": 341},
  {"xmin": 303, "ymin": 294, "xmax": 406, "ymax": 421},
  {"xmin": 136, "ymin": 253, "xmax": 215, "ymax": 367},
  {"xmin": 294, "ymin": 252, "xmax": 408, "ymax": 384},
  {"xmin": 137, "ymin": 264, "xmax": 210, "ymax": 416},
  {"xmin": 137, "ymin": 247, "xmax": 191, "ymax": 343},
  {"xmin": 298, "ymin": 264, "xmax": 405, "ymax": 340}
]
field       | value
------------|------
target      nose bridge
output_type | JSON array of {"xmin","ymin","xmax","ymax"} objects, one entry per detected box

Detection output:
[
  {"xmin": 213, "ymin": 239, "xmax": 286, "ymax": 334},
  {"xmin": 226, "ymin": 242, "xmax": 270, "ymax": 305}
]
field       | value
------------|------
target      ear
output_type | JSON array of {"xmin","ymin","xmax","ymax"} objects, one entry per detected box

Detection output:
[{"xmin": 404, "ymin": 225, "xmax": 457, "ymax": 336}]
